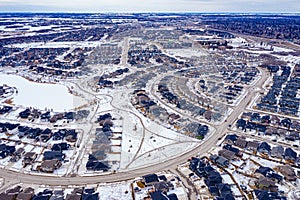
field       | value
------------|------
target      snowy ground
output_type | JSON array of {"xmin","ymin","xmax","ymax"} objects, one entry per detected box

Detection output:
[
  {"xmin": 165, "ymin": 48, "xmax": 208, "ymax": 58},
  {"xmin": 0, "ymin": 73, "xmax": 86, "ymax": 112}
]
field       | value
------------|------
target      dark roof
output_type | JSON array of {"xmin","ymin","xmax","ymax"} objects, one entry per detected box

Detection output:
[
  {"xmin": 66, "ymin": 194, "xmax": 81, "ymax": 200},
  {"xmin": 143, "ymin": 174, "xmax": 159, "ymax": 184},
  {"xmin": 258, "ymin": 142, "xmax": 271, "ymax": 153},
  {"xmin": 158, "ymin": 175, "xmax": 167, "ymax": 182},
  {"xmin": 86, "ymin": 161, "xmax": 109, "ymax": 171},
  {"xmin": 167, "ymin": 193, "xmax": 178, "ymax": 200},
  {"xmin": 224, "ymin": 134, "xmax": 238, "ymax": 142},
  {"xmin": 43, "ymin": 151, "xmax": 65, "ymax": 161},
  {"xmin": 149, "ymin": 191, "xmax": 168, "ymax": 200},
  {"xmin": 82, "ymin": 193, "xmax": 99, "ymax": 200},
  {"xmin": 284, "ymin": 148, "xmax": 297, "ymax": 160},
  {"xmin": 255, "ymin": 167, "xmax": 273, "ymax": 177}
]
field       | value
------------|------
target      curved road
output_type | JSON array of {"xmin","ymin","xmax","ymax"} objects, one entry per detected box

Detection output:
[{"xmin": 0, "ymin": 67, "xmax": 268, "ymax": 189}]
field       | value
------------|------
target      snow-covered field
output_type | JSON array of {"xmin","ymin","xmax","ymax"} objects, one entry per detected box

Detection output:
[
  {"xmin": 0, "ymin": 73, "xmax": 86, "ymax": 111},
  {"xmin": 165, "ymin": 48, "xmax": 208, "ymax": 58}
]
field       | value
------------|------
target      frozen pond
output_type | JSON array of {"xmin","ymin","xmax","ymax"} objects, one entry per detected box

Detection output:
[{"xmin": 0, "ymin": 74, "xmax": 86, "ymax": 111}]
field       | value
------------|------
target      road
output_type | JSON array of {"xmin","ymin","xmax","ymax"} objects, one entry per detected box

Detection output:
[{"xmin": 0, "ymin": 68, "xmax": 268, "ymax": 191}]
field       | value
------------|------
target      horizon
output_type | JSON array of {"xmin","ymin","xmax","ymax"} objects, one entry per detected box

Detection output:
[
  {"xmin": 0, "ymin": 11, "xmax": 299, "ymax": 14},
  {"xmin": 0, "ymin": 0, "xmax": 299, "ymax": 13}
]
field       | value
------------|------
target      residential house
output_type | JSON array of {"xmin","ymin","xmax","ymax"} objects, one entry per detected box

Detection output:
[
  {"xmin": 50, "ymin": 113, "xmax": 64, "ymax": 123},
  {"xmin": 86, "ymin": 161, "xmax": 109, "ymax": 171},
  {"xmin": 224, "ymin": 134, "xmax": 238, "ymax": 145},
  {"xmin": 255, "ymin": 177, "xmax": 278, "ymax": 192},
  {"xmin": 223, "ymin": 144, "xmax": 242, "ymax": 157},
  {"xmin": 270, "ymin": 115, "xmax": 280, "ymax": 125},
  {"xmin": 150, "ymin": 191, "xmax": 168, "ymax": 200},
  {"xmin": 43, "ymin": 151, "xmax": 65, "ymax": 161},
  {"xmin": 271, "ymin": 145, "xmax": 284, "ymax": 159},
  {"xmin": 19, "ymin": 108, "xmax": 31, "ymax": 119},
  {"xmin": 246, "ymin": 141, "xmax": 260, "ymax": 152},
  {"xmin": 217, "ymin": 183, "xmax": 232, "ymax": 197},
  {"xmin": 218, "ymin": 149, "xmax": 235, "ymax": 160},
  {"xmin": 143, "ymin": 174, "xmax": 159, "ymax": 185},
  {"xmin": 16, "ymin": 192, "xmax": 34, "ymax": 200},
  {"xmin": 285, "ymin": 131, "xmax": 299, "ymax": 141},
  {"xmin": 22, "ymin": 152, "xmax": 37, "ymax": 166},
  {"xmin": 0, "ymin": 193, "xmax": 15, "ymax": 200},
  {"xmin": 277, "ymin": 165, "xmax": 297, "ymax": 181},
  {"xmin": 167, "ymin": 193, "xmax": 178, "ymax": 200},
  {"xmin": 209, "ymin": 186, "xmax": 219, "ymax": 196},
  {"xmin": 40, "ymin": 160, "xmax": 62, "ymax": 173},
  {"xmin": 40, "ymin": 111, "xmax": 51, "ymax": 121},
  {"xmin": 284, "ymin": 148, "xmax": 297, "ymax": 161},
  {"xmin": 154, "ymin": 181, "xmax": 173, "ymax": 193},
  {"xmin": 235, "ymin": 137, "xmax": 248, "ymax": 149},
  {"xmin": 255, "ymin": 167, "xmax": 273, "ymax": 178},
  {"xmin": 52, "ymin": 143, "xmax": 70, "ymax": 151},
  {"xmin": 205, "ymin": 171, "xmax": 222, "ymax": 187},
  {"xmin": 210, "ymin": 154, "xmax": 229, "ymax": 167},
  {"xmin": 257, "ymin": 142, "xmax": 271, "ymax": 154},
  {"xmin": 65, "ymin": 130, "xmax": 77, "ymax": 142},
  {"xmin": 66, "ymin": 194, "xmax": 81, "ymax": 200}
]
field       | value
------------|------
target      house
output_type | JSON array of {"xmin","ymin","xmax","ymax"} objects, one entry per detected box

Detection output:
[
  {"xmin": 40, "ymin": 128, "xmax": 52, "ymax": 142},
  {"xmin": 205, "ymin": 171, "xmax": 222, "ymax": 187},
  {"xmin": 224, "ymin": 134, "xmax": 238, "ymax": 144},
  {"xmin": 270, "ymin": 115, "xmax": 280, "ymax": 125},
  {"xmin": 223, "ymin": 144, "xmax": 242, "ymax": 157},
  {"xmin": 50, "ymin": 113, "xmax": 64, "ymax": 123},
  {"xmin": 0, "ymin": 86, "xmax": 4, "ymax": 96},
  {"xmin": 66, "ymin": 194, "xmax": 81, "ymax": 200},
  {"xmin": 276, "ymin": 165, "xmax": 297, "ymax": 181},
  {"xmin": 217, "ymin": 183, "xmax": 232, "ymax": 196},
  {"xmin": 257, "ymin": 142, "xmax": 271, "ymax": 154},
  {"xmin": 255, "ymin": 177, "xmax": 278, "ymax": 191},
  {"xmin": 281, "ymin": 118, "xmax": 292, "ymax": 128},
  {"xmin": 0, "ymin": 193, "xmax": 15, "ymax": 200},
  {"xmin": 236, "ymin": 119, "xmax": 246, "ymax": 130},
  {"xmin": 209, "ymin": 186, "xmax": 219, "ymax": 196},
  {"xmin": 0, "ymin": 106, "xmax": 12, "ymax": 114},
  {"xmin": 23, "ymin": 152, "xmax": 36, "ymax": 166},
  {"xmin": 40, "ymin": 112, "xmax": 51, "ymax": 121},
  {"xmin": 6, "ymin": 185, "xmax": 23, "ymax": 195},
  {"xmin": 43, "ymin": 151, "xmax": 65, "ymax": 161},
  {"xmin": 143, "ymin": 174, "xmax": 159, "ymax": 185},
  {"xmin": 210, "ymin": 154, "xmax": 229, "ymax": 167},
  {"xmin": 255, "ymin": 166, "xmax": 273, "ymax": 177},
  {"xmin": 86, "ymin": 161, "xmax": 109, "ymax": 171},
  {"xmin": 52, "ymin": 143, "xmax": 70, "ymax": 151},
  {"xmin": 40, "ymin": 160, "xmax": 62, "ymax": 173},
  {"xmin": 284, "ymin": 148, "xmax": 297, "ymax": 161},
  {"xmin": 235, "ymin": 137, "xmax": 247, "ymax": 149},
  {"xmin": 218, "ymin": 149, "xmax": 235, "ymax": 160},
  {"xmin": 167, "ymin": 193, "xmax": 178, "ymax": 200},
  {"xmin": 150, "ymin": 191, "xmax": 168, "ymax": 200},
  {"xmin": 271, "ymin": 145, "xmax": 284, "ymax": 159},
  {"xmin": 0, "ymin": 144, "xmax": 16, "ymax": 158},
  {"xmin": 285, "ymin": 131, "xmax": 299, "ymax": 141},
  {"xmin": 14, "ymin": 147, "xmax": 25, "ymax": 160},
  {"xmin": 19, "ymin": 108, "xmax": 31, "ymax": 119},
  {"xmin": 154, "ymin": 181, "xmax": 171, "ymax": 193},
  {"xmin": 82, "ymin": 192, "xmax": 99, "ymax": 200},
  {"xmin": 16, "ymin": 192, "xmax": 34, "ymax": 200},
  {"xmin": 65, "ymin": 130, "xmax": 77, "ymax": 142},
  {"xmin": 64, "ymin": 112, "xmax": 75, "ymax": 121}
]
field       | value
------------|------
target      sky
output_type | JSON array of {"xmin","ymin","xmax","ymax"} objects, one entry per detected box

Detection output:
[{"xmin": 0, "ymin": 0, "xmax": 299, "ymax": 13}]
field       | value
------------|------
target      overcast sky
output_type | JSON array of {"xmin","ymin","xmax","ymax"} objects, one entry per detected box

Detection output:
[{"xmin": 0, "ymin": 0, "xmax": 299, "ymax": 13}]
